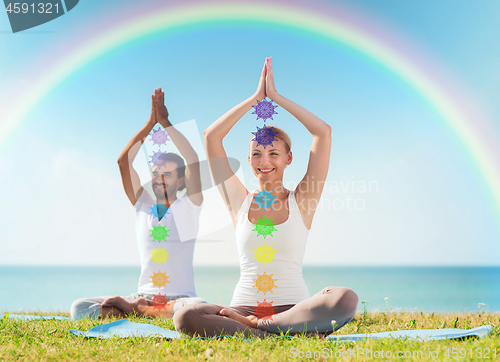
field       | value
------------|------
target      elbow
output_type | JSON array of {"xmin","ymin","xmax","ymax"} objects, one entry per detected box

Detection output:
[
  {"xmin": 117, "ymin": 155, "xmax": 128, "ymax": 168},
  {"xmin": 204, "ymin": 127, "xmax": 224, "ymax": 150},
  {"xmin": 324, "ymin": 124, "xmax": 332, "ymax": 136},
  {"xmin": 315, "ymin": 124, "xmax": 331, "ymax": 139},
  {"xmin": 322, "ymin": 124, "xmax": 332, "ymax": 141},
  {"xmin": 203, "ymin": 128, "xmax": 212, "ymax": 141},
  {"xmin": 186, "ymin": 154, "xmax": 200, "ymax": 165},
  {"xmin": 204, "ymin": 129, "xmax": 217, "ymax": 144}
]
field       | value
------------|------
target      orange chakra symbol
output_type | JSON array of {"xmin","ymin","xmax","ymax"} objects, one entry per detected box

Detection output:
[
  {"xmin": 253, "ymin": 299, "xmax": 277, "ymax": 321},
  {"xmin": 252, "ymin": 272, "xmax": 277, "ymax": 295},
  {"xmin": 150, "ymin": 271, "xmax": 170, "ymax": 288}
]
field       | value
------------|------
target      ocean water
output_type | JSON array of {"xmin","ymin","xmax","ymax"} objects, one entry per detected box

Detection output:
[{"xmin": 0, "ymin": 266, "xmax": 498, "ymax": 313}]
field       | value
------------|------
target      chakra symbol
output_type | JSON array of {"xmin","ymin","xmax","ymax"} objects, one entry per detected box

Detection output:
[
  {"xmin": 151, "ymin": 293, "xmax": 170, "ymax": 311},
  {"xmin": 252, "ymin": 98, "xmax": 278, "ymax": 122},
  {"xmin": 253, "ymin": 190, "xmax": 277, "ymax": 210},
  {"xmin": 150, "ymin": 246, "xmax": 170, "ymax": 265},
  {"xmin": 251, "ymin": 126, "xmax": 278, "ymax": 149},
  {"xmin": 149, "ymin": 151, "xmax": 169, "ymax": 167},
  {"xmin": 149, "ymin": 204, "xmax": 170, "ymax": 219},
  {"xmin": 252, "ymin": 272, "xmax": 277, "ymax": 295},
  {"xmin": 252, "ymin": 243, "xmax": 277, "ymax": 265},
  {"xmin": 252, "ymin": 215, "xmax": 278, "ymax": 239},
  {"xmin": 149, "ymin": 225, "xmax": 170, "ymax": 242},
  {"xmin": 253, "ymin": 299, "xmax": 277, "ymax": 321},
  {"xmin": 149, "ymin": 127, "xmax": 169, "ymax": 147},
  {"xmin": 150, "ymin": 271, "xmax": 170, "ymax": 288}
]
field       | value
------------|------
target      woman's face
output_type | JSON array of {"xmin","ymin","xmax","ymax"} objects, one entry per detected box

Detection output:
[{"xmin": 248, "ymin": 138, "xmax": 292, "ymax": 182}]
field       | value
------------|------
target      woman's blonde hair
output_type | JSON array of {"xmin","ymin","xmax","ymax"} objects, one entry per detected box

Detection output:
[{"xmin": 249, "ymin": 126, "xmax": 291, "ymax": 153}]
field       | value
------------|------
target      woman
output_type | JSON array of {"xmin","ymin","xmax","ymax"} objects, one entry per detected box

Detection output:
[{"xmin": 174, "ymin": 58, "xmax": 358, "ymax": 337}]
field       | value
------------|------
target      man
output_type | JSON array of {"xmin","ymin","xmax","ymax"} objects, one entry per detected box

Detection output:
[{"xmin": 70, "ymin": 87, "xmax": 205, "ymax": 319}]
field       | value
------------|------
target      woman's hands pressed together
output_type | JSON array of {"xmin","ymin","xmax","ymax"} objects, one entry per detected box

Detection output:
[
  {"xmin": 254, "ymin": 56, "xmax": 279, "ymax": 101},
  {"xmin": 265, "ymin": 57, "xmax": 279, "ymax": 100},
  {"xmin": 254, "ymin": 58, "xmax": 267, "ymax": 101}
]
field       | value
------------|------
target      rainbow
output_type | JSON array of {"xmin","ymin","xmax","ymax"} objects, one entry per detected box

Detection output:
[{"xmin": 2, "ymin": 0, "xmax": 500, "ymax": 221}]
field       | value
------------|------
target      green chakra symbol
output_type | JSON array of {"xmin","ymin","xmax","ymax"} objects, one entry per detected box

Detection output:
[
  {"xmin": 149, "ymin": 224, "xmax": 170, "ymax": 242},
  {"xmin": 252, "ymin": 215, "xmax": 278, "ymax": 239}
]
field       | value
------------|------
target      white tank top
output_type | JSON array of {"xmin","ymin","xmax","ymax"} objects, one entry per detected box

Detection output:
[
  {"xmin": 230, "ymin": 189, "xmax": 310, "ymax": 306},
  {"xmin": 134, "ymin": 190, "xmax": 202, "ymax": 297}
]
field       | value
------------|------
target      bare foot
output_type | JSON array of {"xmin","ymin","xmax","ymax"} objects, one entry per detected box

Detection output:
[
  {"xmin": 219, "ymin": 308, "xmax": 259, "ymax": 329},
  {"xmin": 100, "ymin": 306, "xmax": 126, "ymax": 319},
  {"xmin": 102, "ymin": 297, "xmax": 148, "ymax": 315}
]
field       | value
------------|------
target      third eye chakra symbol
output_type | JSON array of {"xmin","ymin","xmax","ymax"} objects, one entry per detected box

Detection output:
[
  {"xmin": 149, "ymin": 151, "xmax": 168, "ymax": 167},
  {"xmin": 252, "ymin": 98, "xmax": 278, "ymax": 122},
  {"xmin": 149, "ymin": 127, "xmax": 170, "ymax": 147},
  {"xmin": 251, "ymin": 126, "xmax": 279, "ymax": 149}
]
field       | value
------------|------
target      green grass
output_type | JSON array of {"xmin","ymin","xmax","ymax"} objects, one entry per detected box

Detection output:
[{"xmin": 0, "ymin": 311, "xmax": 498, "ymax": 361}]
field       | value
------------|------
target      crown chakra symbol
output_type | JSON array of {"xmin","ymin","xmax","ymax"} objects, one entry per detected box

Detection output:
[
  {"xmin": 252, "ymin": 98, "xmax": 278, "ymax": 122},
  {"xmin": 149, "ymin": 127, "xmax": 170, "ymax": 147}
]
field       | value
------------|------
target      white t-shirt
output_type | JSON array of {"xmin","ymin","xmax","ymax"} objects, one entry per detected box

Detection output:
[
  {"xmin": 230, "ymin": 190, "xmax": 310, "ymax": 306},
  {"xmin": 134, "ymin": 189, "xmax": 202, "ymax": 296}
]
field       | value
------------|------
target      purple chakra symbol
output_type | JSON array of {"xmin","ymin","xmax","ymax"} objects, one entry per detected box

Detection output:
[
  {"xmin": 149, "ymin": 151, "xmax": 168, "ymax": 167},
  {"xmin": 149, "ymin": 127, "xmax": 169, "ymax": 146},
  {"xmin": 252, "ymin": 98, "xmax": 278, "ymax": 122},
  {"xmin": 251, "ymin": 126, "xmax": 279, "ymax": 149}
]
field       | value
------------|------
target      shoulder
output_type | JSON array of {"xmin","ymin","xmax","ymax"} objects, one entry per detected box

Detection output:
[
  {"xmin": 134, "ymin": 189, "xmax": 154, "ymax": 210},
  {"xmin": 176, "ymin": 193, "xmax": 203, "ymax": 212}
]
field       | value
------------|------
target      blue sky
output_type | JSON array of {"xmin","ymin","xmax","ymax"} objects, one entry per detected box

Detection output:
[{"xmin": 1, "ymin": 0, "xmax": 499, "ymax": 266}]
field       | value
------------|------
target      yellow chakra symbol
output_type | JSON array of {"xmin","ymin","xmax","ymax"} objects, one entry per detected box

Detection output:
[
  {"xmin": 252, "ymin": 272, "xmax": 277, "ymax": 295},
  {"xmin": 149, "ymin": 247, "xmax": 170, "ymax": 265},
  {"xmin": 252, "ymin": 243, "xmax": 277, "ymax": 265},
  {"xmin": 150, "ymin": 271, "xmax": 170, "ymax": 288}
]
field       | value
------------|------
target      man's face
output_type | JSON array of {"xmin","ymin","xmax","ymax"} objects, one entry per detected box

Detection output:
[{"xmin": 151, "ymin": 161, "xmax": 184, "ymax": 201}]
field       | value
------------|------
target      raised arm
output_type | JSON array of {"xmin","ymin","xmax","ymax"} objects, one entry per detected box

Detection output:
[
  {"xmin": 204, "ymin": 60, "xmax": 267, "ymax": 223},
  {"xmin": 117, "ymin": 96, "xmax": 158, "ymax": 206},
  {"xmin": 153, "ymin": 88, "xmax": 203, "ymax": 206},
  {"xmin": 266, "ymin": 58, "xmax": 332, "ymax": 227}
]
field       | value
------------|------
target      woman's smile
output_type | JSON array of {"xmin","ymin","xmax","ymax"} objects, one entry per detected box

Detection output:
[{"xmin": 258, "ymin": 167, "xmax": 275, "ymax": 174}]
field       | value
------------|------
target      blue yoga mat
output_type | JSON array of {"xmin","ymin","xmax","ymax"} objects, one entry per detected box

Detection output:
[
  {"xmin": 0, "ymin": 313, "xmax": 71, "ymax": 321},
  {"xmin": 71, "ymin": 319, "xmax": 181, "ymax": 339},
  {"xmin": 327, "ymin": 325, "xmax": 493, "ymax": 341}
]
